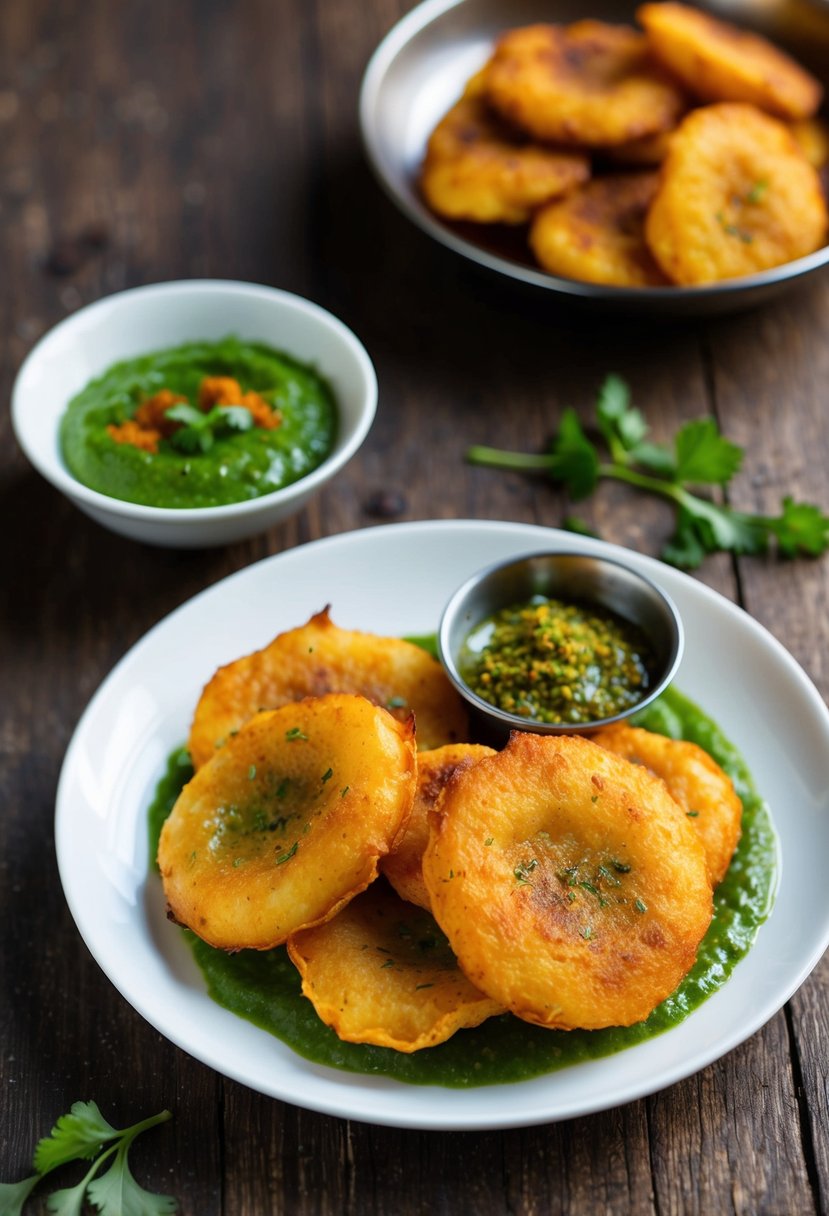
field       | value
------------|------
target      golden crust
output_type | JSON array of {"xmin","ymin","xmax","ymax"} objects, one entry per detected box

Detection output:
[
  {"xmin": 789, "ymin": 117, "xmax": 829, "ymax": 170},
  {"xmin": 484, "ymin": 21, "xmax": 686, "ymax": 147},
  {"xmin": 638, "ymin": 2, "xmax": 822, "ymax": 120},
  {"xmin": 422, "ymin": 732, "xmax": 712, "ymax": 1030},
  {"xmin": 158, "ymin": 694, "xmax": 417, "ymax": 951},
  {"xmin": 287, "ymin": 881, "xmax": 504, "ymax": 1051},
  {"xmin": 645, "ymin": 103, "xmax": 828, "ymax": 284},
  {"xmin": 420, "ymin": 86, "xmax": 590, "ymax": 225},
  {"xmin": 530, "ymin": 171, "xmax": 670, "ymax": 286},
  {"xmin": 188, "ymin": 607, "xmax": 468, "ymax": 769},
  {"xmin": 590, "ymin": 724, "xmax": 742, "ymax": 887},
  {"xmin": 381, "ymin": 743, "xmax": 496, "ymax": 910}
]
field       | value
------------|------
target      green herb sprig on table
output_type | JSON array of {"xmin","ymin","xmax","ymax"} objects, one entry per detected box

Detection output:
[
  {"xmin": 467, "ymin": 375, "xmax": 829, "ymax": 569},
  {"xmin": 0, "ymin": 1101, "xmax": 177, "ymax": 1215},
  {"xmin": 165, "ymin": 402, "xmax": 253, "ymax": 454}
]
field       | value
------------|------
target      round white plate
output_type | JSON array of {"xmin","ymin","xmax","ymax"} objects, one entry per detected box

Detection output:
[{"xmin": 56, "ymin": 520, "xmax": 829, "ymax": 1130}]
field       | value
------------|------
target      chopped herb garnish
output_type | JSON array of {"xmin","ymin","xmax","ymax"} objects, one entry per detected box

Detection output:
[
  {"xmin": 466, "ymin": 375, "xmax": 829, "ymax": 568},
  {"xmin": 275, "ymin": 841, "xmax": 299, "ymax": 865},
  {"xmin": 321, "ymin": 767, "xmax": 333, "ymax": 783},
  {"xmin": 387, "ymin": 695, "xmax": 407, "ymax": 709},
  {"xmin": 248, "ymin": 764, "xmax": 256, "ymax": 780},
  {"xmin": 380, "ymin": 959, "xmax": 395, "ymax": 969},
  {"xmin": 745, "ymin": 180, "xmax": 768, "ymax": 204},
  {"xmin": 485, "ymin": 837, "xmax": 494, "ymax": 847},
  {"xmin": 581, "ymin": 925, "xmax": 593, "ymax": 940},
  {"xmin": 634, "ymin": 898, "xmax": 648, "ymax": 914},
  {"xmin": 276, "ymin": 778, "xmax": 289, "ymax": 799},
  {"xmin": 514, "ymin": 858, "xmax": 538, "ymax": 886},
  {"xmin": 611, "ymin": 859, "xmax": 631, "ymax": 874},
  {"xmin": 415, "ymin": 983, "xmax": 434, "ymax": 991},
  {"xmin": 686, "ymin": 810, "xmax": 700, "ymax": 818},
  {"xmin": 285, "ymin": 727, "xmax": 308, "ymax": 741}
]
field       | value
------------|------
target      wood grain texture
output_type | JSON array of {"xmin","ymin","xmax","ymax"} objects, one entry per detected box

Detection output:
[{"xmin": 1, "ymin": 1, "xmax": 828, "ymax": 1213}]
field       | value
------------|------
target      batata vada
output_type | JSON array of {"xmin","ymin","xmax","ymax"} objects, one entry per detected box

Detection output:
[
  {"xmin": 645, "ymin": 103, "xmax": 828, "ymax": 284},
  {"xmin": 529, "ymin": 171, "xmax": 670, "ymax": 286},
  {"xmin": 188, "ymin": 607, "xmax": 468, "ymax": 768},
  {"xmin": 287, "ymin": 880, "xmax": 504, "ymax": 1051},
  {"xmin": 158, "ymin": 694, "xmax": 417, "ymax": 951},
  {"xmin": 423, "ymin": 732, "xmax": 712, "ymax": 1031},
  {"xmin": 484, "ymin": 22, "xmax": 686, "ymax": 147},
  {"xmin": 638, "ymin": 2, "xmax": 822, "ymax": 120},
  {"xmin": 590, "ymin": 723, "xmax": 742, "ymax": 886},
  {"xmin": 420, "ymin": 70, "xmax": 590, "ymax": 224},
  {"xmin": 381, "ymin": 743, "xmax": 496, "ymax": 911}
]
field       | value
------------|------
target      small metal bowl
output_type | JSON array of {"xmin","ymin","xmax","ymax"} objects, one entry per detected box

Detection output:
[{"xmin": 438, "ymin": 551, "xmax": 684, "ymax": 743}]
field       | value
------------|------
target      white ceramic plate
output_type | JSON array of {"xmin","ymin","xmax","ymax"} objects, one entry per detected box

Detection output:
[{"xmin": 56, "ymin": 520, "xmax": 829, "ymax": 1130}]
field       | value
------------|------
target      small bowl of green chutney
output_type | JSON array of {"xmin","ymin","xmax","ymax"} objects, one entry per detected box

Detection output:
[
  {"xmin": 439, "ymin": 551, "xmax": 684, "ymax": 742},
  {"xmin": 11, "ymin": 280, "xmax": 377, "ymax": 547}
]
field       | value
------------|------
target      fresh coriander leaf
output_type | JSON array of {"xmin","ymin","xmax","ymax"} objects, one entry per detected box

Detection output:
[
  {"xmin": 596, "ymin": 374, "xmax": 648, "ymax": 455},
  {"xmin": 86, "ymin": 1140, "xmax": 177, "ymax": 1216},
  {"xmin": 217, "ymin": 405, "xmax": 253, "ymax": 432},
  {"xmin": 626, "ymin": 440, "xmax": 676, "ymax": 478},
  {"xmin": 46, "ymin": 1148, "xmax": 116, "ymax": 1216},
  {"xmin": 766, "ymin": 497, "xmax": 829, "ymax": 557},
  {"xmin": 34, "ymin": 1101, "xmax": 119, "ymax": 1173},
  {"xmin": 673, "ymin": 418, "xmax": 743, "ymax": 486},
  {"xmin": 661, "ymin": 512, "xmax": 708, "ymax": 569},
  {"xmin": 674, "ymin": 495, "xmax": 767, "ymax": 557},
  {"xmin": 163, "ymin": 403, "xmax": 205, "ymax": 429},
  {"xmin": 0, "ymin": 1175, "xmax": 41, "ymax": 1216},
  {"xmin": 548, "ymin": 408, "xmax": 599, "ymax": 499}
]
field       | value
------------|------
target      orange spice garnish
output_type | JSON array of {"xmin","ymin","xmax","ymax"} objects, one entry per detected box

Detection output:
[
  {"xmin": 106, "ymin": 419, "xmax": 162, "ymax": 454},
  {"xmin": 107, "ymin": 376, "xmax": 281, "ymax": 452}
]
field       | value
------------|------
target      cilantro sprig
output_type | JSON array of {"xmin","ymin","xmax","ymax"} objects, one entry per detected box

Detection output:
[
  {"xmin": 467, "ymin": 375, "xmax": 829, "ymax": 569},
  {"xmin": 165, "ymin": 402, "xmax": 253, "ymax": 454},
  {"xmin": 1, "ymin": 1101, "xmax": 177, "ymax": 1215}
]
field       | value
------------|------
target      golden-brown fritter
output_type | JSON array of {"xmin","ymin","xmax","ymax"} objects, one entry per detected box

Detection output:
[
  {"xmin": 188, "ymin": 607, "xmax": 468, "ymax": 769},
  {"xmin": 591, "ymin": 724, "xmax": 741, "ymax": 886},
  {"xmin": 158, "ymin": 694, "xmax": 417, "ymax": 951},
  {"xmin": 381, "ymin": 743, "xmax": 496, "ymax": 911},
  {"xmin": 420, "ymin": 71, "xmax": 590, "ymax": 224},
  {"xmin": 645, "ymin": 103, "xmax": 828, "ymax": 284},
  {"xmin": 287, "ymin": 880, "xmax": 504, "ymax": 1051},
  {"xmin": 484, "ymin": 22, "xmax": 686, "ymax": 147},
  {"xmin": 423, "ymin": 732, "xmax": 712, "ymax": 1031},
  {"xmin": 638, "ymin": 2, "xmax": 822, "ymax": 120},
  {"xmin": 529, "ymin": 172, "xmax": 669, "ymax": 286}
]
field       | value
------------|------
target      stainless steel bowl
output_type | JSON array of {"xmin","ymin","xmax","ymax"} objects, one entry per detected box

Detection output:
[
  {"xmin": 360, "ymin": 0, "xmax": 829, "ymax": 315},
  {"xmin": 438, "ymin": 550, "xmax": 684, "ymax": 742}
]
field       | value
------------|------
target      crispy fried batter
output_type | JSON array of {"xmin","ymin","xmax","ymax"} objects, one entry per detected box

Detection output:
[
  {"xmin": 158, "ymin": 694, "xmax": 417, "ymax": 951},
  {"xmin": 106, "ymin": 418, "xmax": 162, "ymax": 454},
  {"xmin": 530, "ymin": 171, "xmax": 669, "ymax": 286},
  {"xmin": 188, "ymin": 608, "xmax": 468, "ymax": 769},
  {"xmin": 789, "ymin": 116, "xmax": 829, "ymax": 170},
  {"xmin": 645, "ymin": 103, "xmax": 828, "ymax": 284},
  {"xmin": 484, "ymin": 22, "xmax": 686, "ymax": 147},
  {"xmin": 420, "ymin": 70, "xmax": 589, "ymax": 224},
  {"xmin": 423, "ymin": 732, "xmax": 712, "ymax": 1031},
  {"xmin": 287, "ymin": 880, "xmax": 503, "ymax": 1051},
  {"xmin": 591, "ymin": 724, "xmax": 741, "ymax": 885},
  {"xmin": 381, "ymin": 743, "xmax": 495, "ymax": 910},
  {"xmin": 638, "ymin": 2, "xmax": 822, "ymax": 120}
]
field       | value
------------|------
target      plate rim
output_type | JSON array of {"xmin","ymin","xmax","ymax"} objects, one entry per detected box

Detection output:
[{"xmin": 55, "ymin": 518, "xmax": 829, "ymax": 1129}]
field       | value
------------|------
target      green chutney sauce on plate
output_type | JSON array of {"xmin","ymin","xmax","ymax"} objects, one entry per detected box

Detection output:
[
  {"xmin": 60, "ymin": 337, "xmax": 337, "ymax": 508},
  {"xmin": 147, "ymin": 685, "xmax": 777, "ymax": 1088}
]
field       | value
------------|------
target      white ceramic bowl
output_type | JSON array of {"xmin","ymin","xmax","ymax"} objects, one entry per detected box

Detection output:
[{"xmin": 11, "ymin": 280, "xmax": 377, "ymax": 547}]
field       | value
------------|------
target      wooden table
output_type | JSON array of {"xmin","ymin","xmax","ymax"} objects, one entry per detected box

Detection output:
[{"xmin": 2, "ymin": 1, "xmax": 828, "ymax": 1212}]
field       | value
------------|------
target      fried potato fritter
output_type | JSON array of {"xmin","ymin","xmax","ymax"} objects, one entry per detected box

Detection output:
[
  {"xmin": 188, "ymin": 607, "xmax": 468, "ymax": 768},
  {"xmin": 645, "ymin": 103, "xmax": 828, "ymax": 284},
  {"xmin": 158, "ymin": 694, "xmax": 417, "ymax": 951},
  {"xmin": 485, "ymin": 22, "xmax": 686, "ymax": 147},
  {"xmin": 590, "ymin": 724, "xmax": 742, "ymax": 886},
  {"xmin": 420, "ymin": 73, "xmax": 590, "ymax": 224},
  {"xmin": 529, "ymin": 171, "xmax": 670, "ymax": 286},
  {"xmin": 287, "ymin": 881, "xmax": 504, "ymax": 1051},
  {"xmin": 638, "ymin": 2, "xmax": 823, "ymax": 120},
  {"xmin": 381, "ymin": 743, "xmax": 496, "ymax": 910},
  {"xmin": 423, "ymin": 733, "xmax": 712, "ymax": 1031}
]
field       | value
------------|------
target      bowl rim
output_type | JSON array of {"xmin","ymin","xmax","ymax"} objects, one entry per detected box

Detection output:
[
  {"xmin": 359, "ymin": 0, "xmax": 829, "ymax": 303},
  {"xmin": 437, "ymin": 548, "xmax": 686, "ymax": 733},
  {"xmin": 11, "ymin": 278, "xmax": 378, "ymax": 521}
]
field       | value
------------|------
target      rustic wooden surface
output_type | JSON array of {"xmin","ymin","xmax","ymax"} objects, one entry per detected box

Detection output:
[{"xmin": 1, "ymin": 1, "xmax": 828, "ymax": 1213}]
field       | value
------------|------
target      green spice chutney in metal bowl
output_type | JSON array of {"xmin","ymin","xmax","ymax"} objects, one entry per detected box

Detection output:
[
  {"xmin": 439, "ymin": 551, "xmax": 683, "ymax": 740},
  {"xmin": 459, "ymin": 594, "xmax": 656, "ymax": 726}
]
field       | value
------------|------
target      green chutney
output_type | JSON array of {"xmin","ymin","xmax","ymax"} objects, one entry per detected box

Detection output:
[
  {"xmin": 147, "ymin": 684, "xmax": 777, "ymax": 1088},
  {"xmin": 60, "ymin": 337, "xmax": 337, "ymax": 508},
  {"xmin": 460, "ymin": 595, "xmax": 654, "ymax": 725}
]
